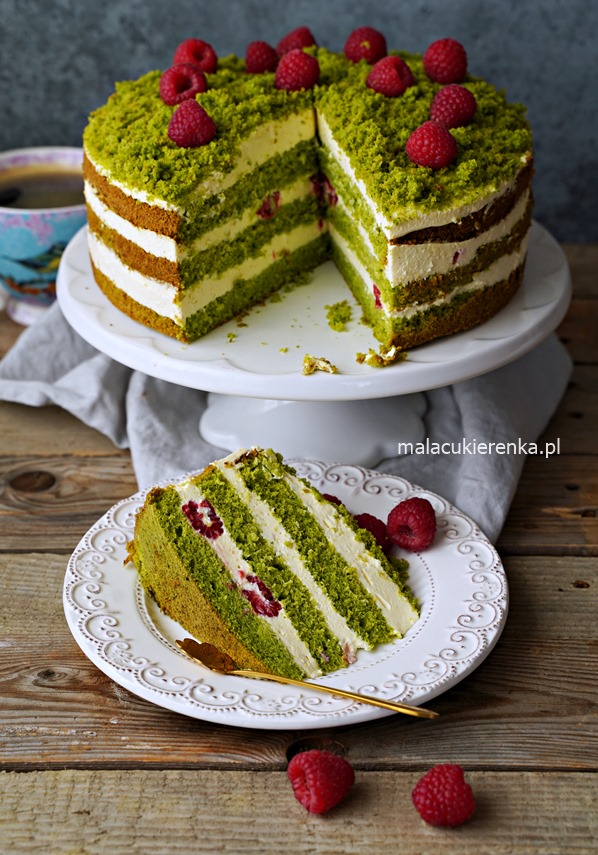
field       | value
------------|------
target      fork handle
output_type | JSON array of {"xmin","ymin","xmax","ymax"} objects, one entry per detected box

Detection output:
[{"xmin": 231, "ymin": 669, "xmax": 438, "ymax": 719}]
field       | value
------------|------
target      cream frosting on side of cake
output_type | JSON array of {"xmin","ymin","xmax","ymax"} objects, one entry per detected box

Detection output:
[
  {"xmin": 329, "ymin": 222, "xmax": 530, "ymax": 318},
  {"xmin": 87, "ymin": 220, "xmax": 322, "ymax": 324},
  {"xmin": 85, "ymin": 174, "xmax": 316, "ymax": 262},
  {"xmin": 317, "ymin": 112, "xmax": 522, "ymax": 240},
  {"xmin": 174, "ymin": 480, "xmax": 321, "ymax": 677}
]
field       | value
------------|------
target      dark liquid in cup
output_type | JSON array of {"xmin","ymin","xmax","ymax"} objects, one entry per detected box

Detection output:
[{"xmin": 0, "ymin": 166, "xmax": 85, "ymax": 209}]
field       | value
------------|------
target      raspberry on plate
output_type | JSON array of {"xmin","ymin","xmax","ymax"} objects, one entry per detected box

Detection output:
[
  {"xmin": 287, "ymin": 750, "xmax": 355, "ymax": 814},
  {"xmin": 159, "ymin": 64, "xmax": 207, "ymax": 106},
  {"xmin": 245, "ymin": 40, "xmax": 278, "ymax": 74},
  {"xmin": 275, "ymin": 48, "xmax": 320, "ymax": 91},
  {"xmin": 387, "ymin": 496, "xmax": 437, "ymax": 551},
  {"xmin": 366, "ymin": 55, "xmax": 414, "ymax": 97},
  {"xmin": 423, "ymin": 38, "xmax": 467, "ymax": 83},
  {"xmin": 173, "ymin": 38, "xmax": 218, "ymax": 74},
  {"xmin": 353, "ymin": 512, "xmax": 389, "ymax": 552},
  {"xmin": 167, "ymin": 100, "xmax": 217, "ymax": 148},
  {"xmin": 276, "ymin": 26, "xmax": 317, "ymax": 56},
  {"xmin": 344, "ymin": 26, "xmax": 387, "ymax": 64},
  {"xmin": 412, "ymin": 764, "xmax": 476, "ymax": 826},
  {"xmin": 430, "ymin": 84, "xmax": 477, "ymax": 128},
  {"xmin": 405, "ymin": 121, "xmax": 458, "ymax": 169}
]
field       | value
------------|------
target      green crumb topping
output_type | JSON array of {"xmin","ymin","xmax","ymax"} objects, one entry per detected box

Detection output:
[
  {"xmin": 315, "ymin": 47, "xmax": 532, "ymax": 223},
  {"xmin": 325, "ymin": 299, "xmax": 352, "ymax": 331},
  {"xmin": 226, "ymin": 332, "xmax": 236, "ymax": 343},
  {"xmin": 302, "ymin": 354, "xmax": 339, "ymax": 375},
  {"xmin": 84, "ymin": 56, "xmax": 314, "ymax": 205},
  {"xmin": 279, "ymin": 346, "xmax": 288, "ymax": 353},
  {"xmin": 356, "ymin": 345, "xmax": 408, "ymax": 367}
]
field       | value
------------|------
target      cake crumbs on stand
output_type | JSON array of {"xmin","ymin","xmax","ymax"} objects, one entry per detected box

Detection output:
[{"xmin": 302, "ymin": 354, "xmax": 339, "ymax": 374}]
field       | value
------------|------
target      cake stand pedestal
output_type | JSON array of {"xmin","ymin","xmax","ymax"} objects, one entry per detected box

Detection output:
[{"xmin": 57, "ymin": 222, "xmax": 571, "ymax": 467}]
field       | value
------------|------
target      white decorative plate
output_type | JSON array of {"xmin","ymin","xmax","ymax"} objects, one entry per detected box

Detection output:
[
  {"xmin": 57, "ymin": 221, "xmax": 570, "ymax": 401},
  {"xmin": 63, "ymin": 461, "xmax": 508, "ymax": 729}
]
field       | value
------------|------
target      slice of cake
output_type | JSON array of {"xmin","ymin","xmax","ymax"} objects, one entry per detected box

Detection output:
[{"xmin": 127, "ymin": 448, "xmax": 419, "ymax": 679}]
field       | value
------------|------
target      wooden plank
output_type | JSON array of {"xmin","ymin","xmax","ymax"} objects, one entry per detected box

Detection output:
[
  {"xmin": 2, "ymin": 449, "xmax": 595, "ymax": 555},
  {"xmin": 557, "ymin": 300, "xmax": 598, "ymax": 364},
  {"xmin": 0, "ymin": 401, "xmax": 125, "ymax": 456},
  {"xmin": 0, "ymin": 769, "xmax": 596, "ymax": 854},
  {"xmin": 0, "ymin": 456, "xmax": 137, "ymax": 552},
  {"xmin": 563, "ymin": 244, "xmax": 598, "ymax": 298},
  {"xmin": 499, "ymin": 455, "xmax": 598, "ymax": 554},
  {"xmin": 1, "ymin": 553, "xmax": 596, "ymax": 771},
  {"xmin": 542, "ymin": 364, "xmax": 598, "ymax": 453}
]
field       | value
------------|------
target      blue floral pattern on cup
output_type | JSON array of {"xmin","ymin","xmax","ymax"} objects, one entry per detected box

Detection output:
[{"xmin": 0, "ymin": 148, "xmax": 87, "ymax": 307}]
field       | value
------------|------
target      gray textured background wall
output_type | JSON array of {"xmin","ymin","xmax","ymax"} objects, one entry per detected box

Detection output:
[{"xmin": 0, "ymin": 0, "xmax": 595, "ymax": 242}]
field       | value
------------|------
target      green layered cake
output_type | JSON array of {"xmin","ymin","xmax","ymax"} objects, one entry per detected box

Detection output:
[
  {"xmin": 127, "ymin": 448, "xmax": 419, "ymax": 679},
  {"xmin": 83, "ymin": 29, "xmax": 533, "ymax": 353}
]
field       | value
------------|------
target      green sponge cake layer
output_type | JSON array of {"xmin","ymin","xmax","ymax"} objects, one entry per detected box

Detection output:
[
  {"xmin": 128, "ymin": 448, "xmax": 419, "ymax": 679},
  {"xmin": 83, "ymin": 38, "xmax": 533, "ymax": 351}
]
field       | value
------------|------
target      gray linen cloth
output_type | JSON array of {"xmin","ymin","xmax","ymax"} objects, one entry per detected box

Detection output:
[{"xmin": 0, "ymin": 302, "xmax": 572, "ymax": 542}]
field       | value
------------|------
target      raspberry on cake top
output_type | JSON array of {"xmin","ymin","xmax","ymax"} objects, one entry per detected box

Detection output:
[{"xmin": 83, "ymin": 26, "xmax": 533, "ymax": 356}]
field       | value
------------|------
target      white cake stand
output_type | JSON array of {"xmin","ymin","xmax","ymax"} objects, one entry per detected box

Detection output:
[{"xmin": 57, "ymin": 222, "xmax": 571, "ymax": 466}]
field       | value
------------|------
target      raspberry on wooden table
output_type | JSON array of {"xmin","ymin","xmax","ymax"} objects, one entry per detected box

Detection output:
[
  {"xmin": 173, "ymin": 38, "xmax": 218, "ymax": 73},
  {"xmin": 287, "ymin": 750, "xmax": 355, "ymax": 814},
  {"xmin": 412, "ymin": 764, "xmax": 476, "ymax": 826},
  {"xmin": 275, "ymin": 48, "xmax": 320, "ymax": 91},
  {"xmin": 344, "ymin": 26, "xmax": 387, "ymax": 64}
]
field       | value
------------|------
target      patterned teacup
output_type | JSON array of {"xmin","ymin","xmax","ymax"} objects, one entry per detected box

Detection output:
[{"xmin": 0, "ymin": 147, "xmax": 86, "ymax": 324}]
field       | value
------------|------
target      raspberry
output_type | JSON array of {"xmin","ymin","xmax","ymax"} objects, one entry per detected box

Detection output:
[
  {"xmin": 287, "ymin": 750, "xmax": 355, "ymax": 814},
  {"xmin": 182, "ymin": 498, "xmax": 223, "ymax": 538},
  {"xmin": 159, "ymin": 64, "xmax": 208, "ymax": 106},
  {"xmin": 430, "ymin": 84, "xmax": 477, "ymax": 128},
  {"xmin": 387, "ymin": 496, "xmax": 437, "ymax": 551},
  {"xmin": 242, "ymin": 574, "xmax": 282, "ymax": 617},
  {"xmin": 344, "ymin": 26, "xmax": 387, "ymax": 64},
  {"xmin": 275, "ymin": 49, "xmax": 320, "ymax": 91},
  {"xmin": 168, "ymin": 100, "xmax": 217, "ymax": 148},
  {"xmin": 423, "ymin": 38, "xmax": 467, "ymax": 84},
  {"xmin": 245, "ymin": 40, "xmax": 278, "ymax": 74},
  {"xmin": 366, "ymin": 55, "xmax": 414, "ymax": 97},
  {"xmin": 412, "ymin": 764, "xmax": 476, "ymax": 827},
  {"xmin": 276, "ymin": 26, "xmax": 317, "ymax": 56},
  {"xmin": 256, "ymin": 191, "xmax": 281, "ymax": 220},
  {"xmin": 173, "ymin": 38, "xmax": 218, "ymax": 74},
  {"xmin": 322, "ymin": 493, "xmax": 343, "ymax": 506},
  {"xmin": 354, "ymin": 512, "xmax": 389, "ymax": 552},
  {"xmin": 405, "ymin": 121, "xmax": 457, "ymax": 169}
]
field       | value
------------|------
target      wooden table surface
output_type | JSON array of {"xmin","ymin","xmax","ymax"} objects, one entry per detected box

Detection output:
[{"xmin": 1, "ymin": 244, "xmax": 596, "ymax": 854}]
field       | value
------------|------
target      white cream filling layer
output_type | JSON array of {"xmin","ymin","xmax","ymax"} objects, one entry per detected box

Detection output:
[
  {"xmin": 85, "ymin": 175, "xmax": 316, "ymax": 263},
  {"xmin": 385, "ymin": 189, "xmax": 531, "ymax": 285},
  {"xmin": 283, "ymin": 473, "xmax": 419, "ymax": 635},
  {"xmin": 175, "ymin": 482, "xmax": 320, "ymax": 678},
  {"xmin": 317, "ymin": 112, "xmax": 529, "ymax": 241},
  {"xmin": 329, "ymin": 222, "xmax": 529, "ymax": 318},
  {"xmin": 214, "ymin": 455, "xmax": 367, "ymax": 658},
  {"xmin": 85, "ymin": 109, "xmax": 315, "ymax": 210},
  {"xmin": 87, "ymin": 220, "xmax": 322, "ymax": 325}
]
